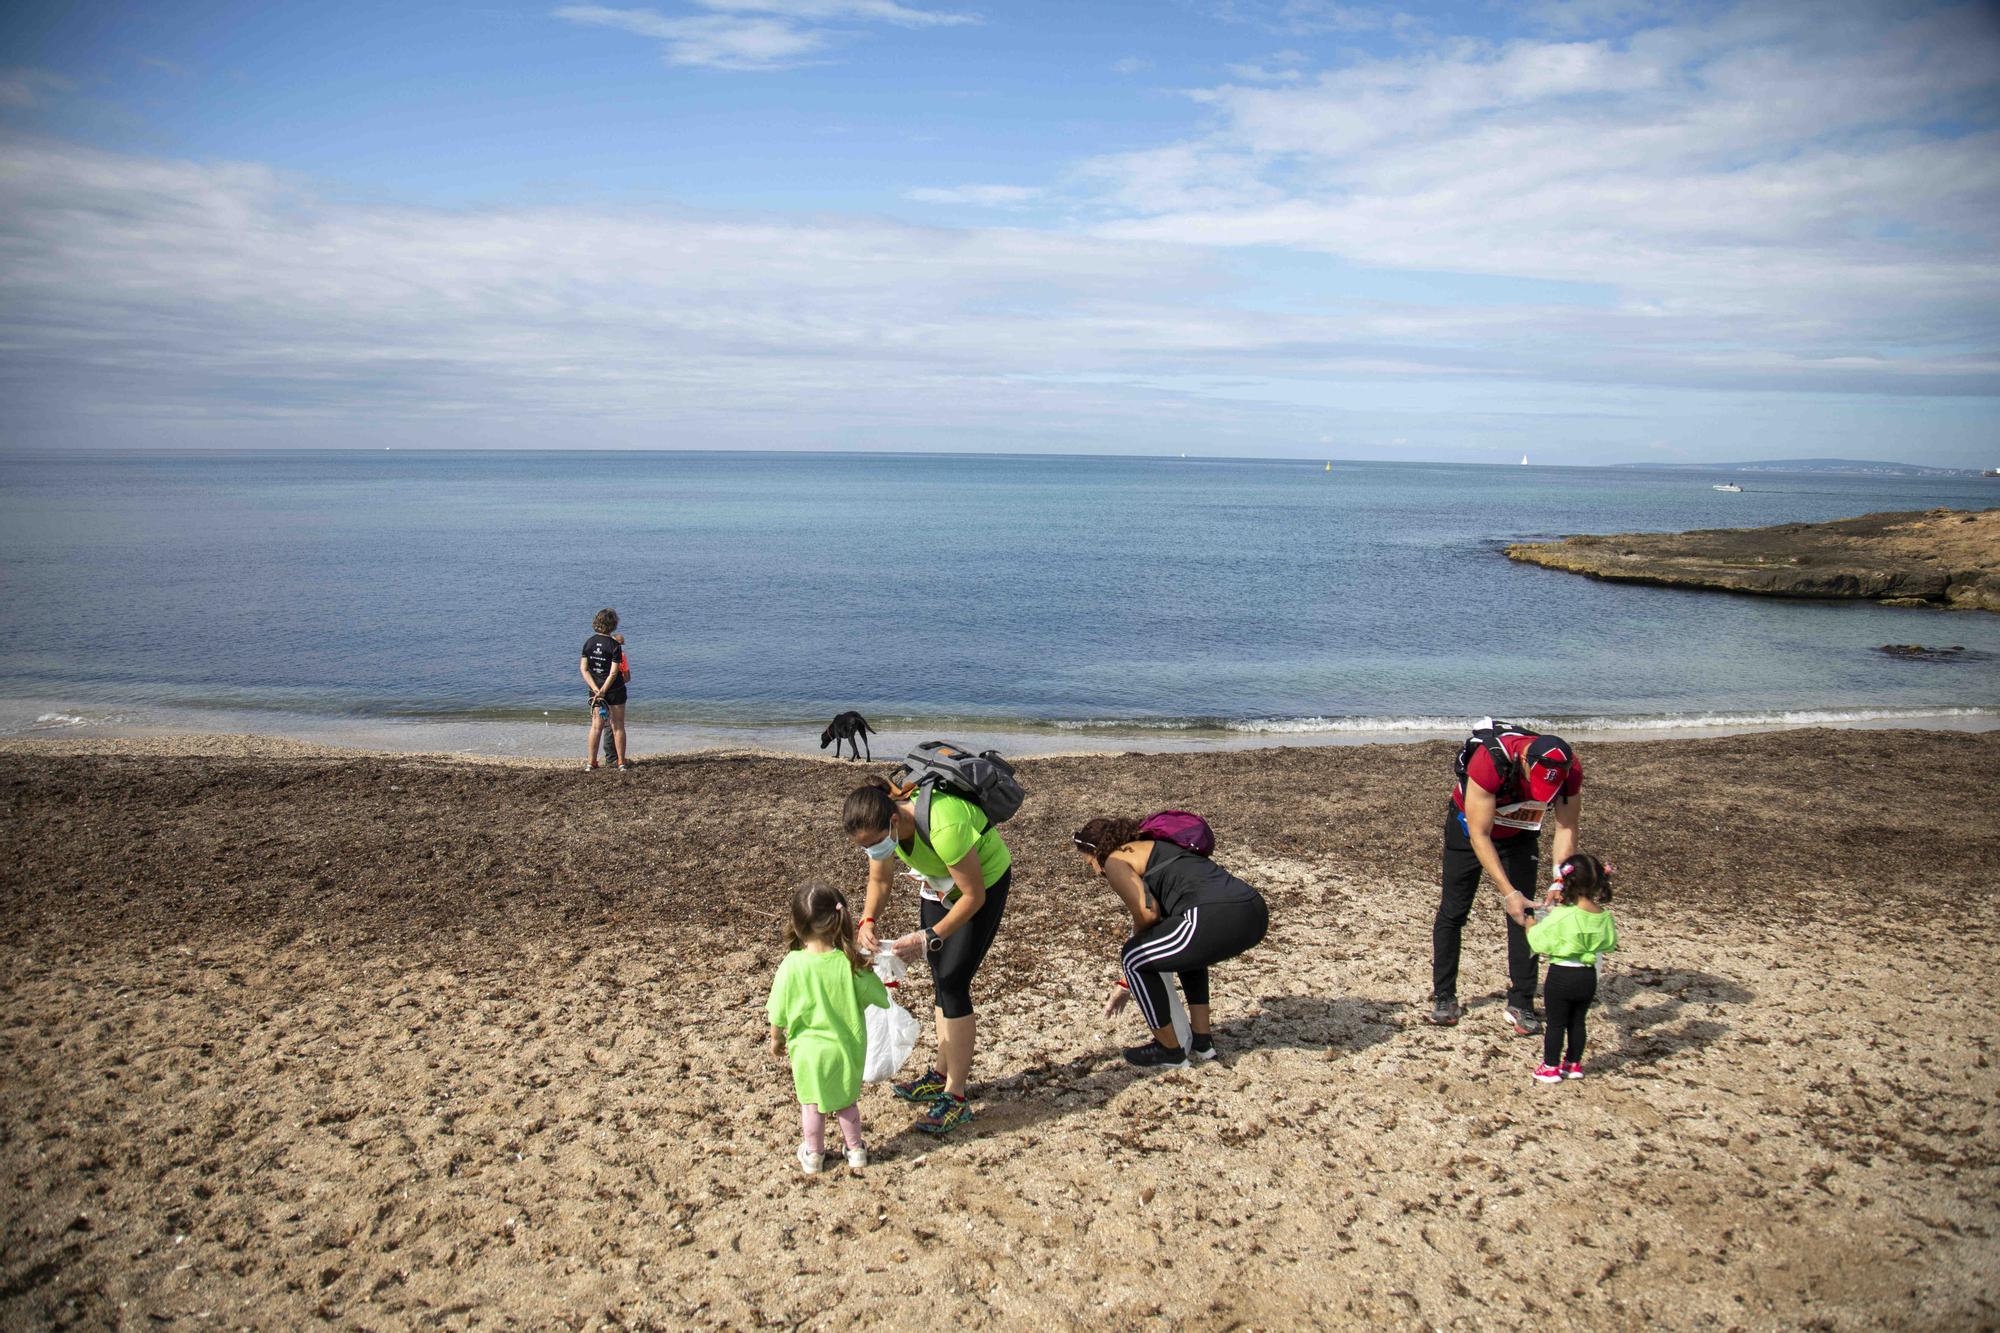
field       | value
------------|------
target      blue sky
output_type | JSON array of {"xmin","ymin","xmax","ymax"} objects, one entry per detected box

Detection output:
[{"xmin": 1, "ymin": 0, "xmax": 1997, "ymax": 464}]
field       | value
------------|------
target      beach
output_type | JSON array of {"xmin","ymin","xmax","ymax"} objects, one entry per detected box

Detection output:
[{"xmin": 3, "ymin": 728, "xmax": 1997, "ymax": 1328}]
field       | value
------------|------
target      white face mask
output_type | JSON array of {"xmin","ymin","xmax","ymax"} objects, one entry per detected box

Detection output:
[{"xmin": 862, "ymin": 830, "xmax": 898, "ymax": 861}]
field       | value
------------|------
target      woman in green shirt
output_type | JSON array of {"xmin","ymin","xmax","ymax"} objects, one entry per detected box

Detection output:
[{"xmin": 843, "ymin": 775, "xmax": 1011, "ymax": 1136}]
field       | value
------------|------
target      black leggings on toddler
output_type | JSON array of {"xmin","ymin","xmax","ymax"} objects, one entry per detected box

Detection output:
[{"xmin": 1542, "ymin": 964, "xmax": 1597, "ymax": 1066}]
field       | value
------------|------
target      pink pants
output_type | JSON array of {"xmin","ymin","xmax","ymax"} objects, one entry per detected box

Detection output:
[{"xmin": 801, "ymin": 1103, "xmax": 863, "ymax": 1153}]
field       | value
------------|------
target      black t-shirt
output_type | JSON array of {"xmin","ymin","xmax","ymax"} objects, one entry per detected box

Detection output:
[
  {"xmin": 1141, "ymin": 842, "xmax": 1261, "ymax": 918},
  {"xmin": 581, "ymin": 634, "xmax": 625, "ymax": 687}
]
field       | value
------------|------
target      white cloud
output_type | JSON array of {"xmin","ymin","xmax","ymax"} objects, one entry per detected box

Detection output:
[
  {"xmin": 1112, "ymin": 56, "xmax": 1150, "ymax": 75},
  {"xmin": 0, "ymin": 68, "xmax": 74, "ymax": 109},
  {"xmin": 554, "ymin": 0, "xmax": 972, "ymax": 70},
  {"xmin": 904, "ymin": 184, "xmax": 1042, "ymax": 206},
  {"xmin": 2, "ymin": 129, "xmax": 1989, "ymax": 463},
  {"xmin": 1084, "ymin": 1, "xmax": 2000, "ymax": 370}
]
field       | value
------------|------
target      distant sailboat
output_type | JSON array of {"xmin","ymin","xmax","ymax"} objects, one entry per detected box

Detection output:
[
  {"xmin": 1520, "ymin": 453, "xmax": 1529, "ymax": 466},
  {"xmin": 1324, "ymin": 461, "xmax": 1332, "ymax": 473}
]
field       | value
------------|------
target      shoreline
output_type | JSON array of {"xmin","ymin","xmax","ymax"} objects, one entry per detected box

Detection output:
[{"xmin": 5, "ymin": 704, "xmax": 1997, "ymax": 764}]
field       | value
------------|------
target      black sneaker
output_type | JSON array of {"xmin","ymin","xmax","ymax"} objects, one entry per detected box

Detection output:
[
  {"xmin": 1189, "ymin": 1033, "xmax": 1219, "ymax": 1063},
  {"xmin": 1122, "ymin": 1040, "xmax": 1190, "ymax": 1069},
  {"xmin": 1426, "ymin": 997, "xmax": 1462, "ymax": 1026},
  {"xmin": 1503, "ymin": 1005, "xmax": 1544, "ymax": 1036}
]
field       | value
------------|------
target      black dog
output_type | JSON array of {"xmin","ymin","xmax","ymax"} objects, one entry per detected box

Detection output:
[{"xmin": 819, "ymin": 711, "xmax": 873, "ymax": 761}]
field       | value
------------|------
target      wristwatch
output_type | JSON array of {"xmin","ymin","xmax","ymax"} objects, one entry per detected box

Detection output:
[{"xmin": 923, "ymin": 927, "xmax": 943, "ymax": 954}]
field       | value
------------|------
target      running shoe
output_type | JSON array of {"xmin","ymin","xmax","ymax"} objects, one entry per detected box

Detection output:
[
  {"xmin": 1532, "ymin": 1063, "xmax": 1563, "ymax": 1084},
  {"xmin": 1190, "ymin": 1034, "xmax": 1219, "ymax": 1063},
  {"xmin": 797, "ymin": 1145, "xmax": 824, "ymax": 1174},
  {"xmin": 915, "ymin": 1094, "xmax": 972, "ymax": 1135},
  {"xmin": 1561, "ymin": 1062, "xmax": 1584, "ymax": 1080},
  {"xmin": 1122, "ymin": 1040, "xmax": 1191, "ymax": 1069},
  {"xmin": 892, "ymin": 1068, "xmax": 946, "ymax": 1103},
  {"xmin": 1426, "ymin": 997, "xmax": 1462, "ymax": 1027},
  {"xmin": 1503, "ymin": 1005, "xmax": 1544, "ymax": 1036},
  {"xmin": 845, "ymin": 1146, "xmax": 868, "ymax": 1170}
]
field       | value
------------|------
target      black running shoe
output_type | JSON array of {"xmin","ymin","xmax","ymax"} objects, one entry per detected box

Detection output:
[
  {"xmin": 1123, "ymin": 1040, "xmax": 1190, "ymax": 1069},
  {"xmin": 1503, "ymin": 1005, "xmax": 1544, "ymax": 1037},
  {"xmin": 1190, "ymin": 1033, "xmax": 1219, "ymax": 1063},
  {"xmin": 1427, "ymin": 997, "xmax": 1462, "ymax": 1026}
]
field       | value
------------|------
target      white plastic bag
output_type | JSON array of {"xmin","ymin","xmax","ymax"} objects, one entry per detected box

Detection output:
[
  {"xmin": 863, "ymin": 949, "xmax": 919, "ymax": 1083},
  {"xmin": 1161, "ymin": 977, "xmax": 1193, "ymax": 1052}
]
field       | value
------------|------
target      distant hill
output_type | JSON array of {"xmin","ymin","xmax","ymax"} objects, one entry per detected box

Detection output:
[{"xmin": 1615, "ymin": 457, "xmax": 1980, "ymax": 478}]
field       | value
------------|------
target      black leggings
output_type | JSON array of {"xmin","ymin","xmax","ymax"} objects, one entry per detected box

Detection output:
[
  {"xmin": 1542, "ymin": 965, "xmax": 1597, "ymax": 1065},
  {"xmin": 1120, "ymin": 896, "xmax": 1269, "ymax": 1035},
  {"xmin": 918, "ymin": 871, "xmax": 1009, "ymax": 1020}
]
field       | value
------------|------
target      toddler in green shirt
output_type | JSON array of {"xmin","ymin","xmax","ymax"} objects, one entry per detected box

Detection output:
[
  {"xmin": 1526, "ymin": 854, "xmax": 1618, "ymax": 1083},
  {"xmin": 768, "ymin": 883, "xmax": 890, "ymax": 1174}
]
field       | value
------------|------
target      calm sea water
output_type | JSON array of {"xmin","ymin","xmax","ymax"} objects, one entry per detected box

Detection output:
[{"xmin": 1, "ymin": 451, "xmax": 1995, "ymax": 755}]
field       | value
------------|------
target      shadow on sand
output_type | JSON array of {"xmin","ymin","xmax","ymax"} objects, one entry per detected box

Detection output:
[
  {"xmin": 1589, "ymin": 965, "xmax": 1752, "ymax": 1074},
  {"xmin": 951, "ymin": 994, "xmax": 1400, "ymax": 1143}
]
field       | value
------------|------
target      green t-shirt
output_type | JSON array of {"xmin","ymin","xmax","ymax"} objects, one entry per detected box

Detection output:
[
  {"xmin": 1526, "ymin": 903, "xmax": 1619, "ymax": 966},
  {"xmin": 894, "ymin": 791, "xmax": 1012, "ymax": 891},
  {"xmin": 766, "ymin": 948, "xmax": 889, "ymax": 1113}
]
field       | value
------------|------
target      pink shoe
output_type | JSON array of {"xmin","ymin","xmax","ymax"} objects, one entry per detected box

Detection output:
[
  {"xmin": 1532, "ymin": 1062, "xmax": 1563, "ymax": 1084},
  {"xmin": 1561, "ymin": 1062, "xmax": 1584, "ymax": 1080}
]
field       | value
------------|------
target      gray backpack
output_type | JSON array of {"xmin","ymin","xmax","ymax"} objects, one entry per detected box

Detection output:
[{"xmin": 893, "ymin": 740, "xmax": 1025, "ymax": 845}]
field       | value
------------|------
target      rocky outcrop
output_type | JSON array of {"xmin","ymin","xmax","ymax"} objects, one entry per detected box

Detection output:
[{"xmin": 1506, "ymin": 508, "xmax": 2000, "ymax": 611}]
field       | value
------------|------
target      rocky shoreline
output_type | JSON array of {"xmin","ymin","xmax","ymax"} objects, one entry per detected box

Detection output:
[{"xmin": 1506, "ymin": 507, "xmax": 2000, "ymax": 610}]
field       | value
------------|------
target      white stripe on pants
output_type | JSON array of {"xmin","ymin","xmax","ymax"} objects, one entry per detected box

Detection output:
[{"xmin": 1122, "ymin": 908, "xmax": 1200, "ymax": 1031}]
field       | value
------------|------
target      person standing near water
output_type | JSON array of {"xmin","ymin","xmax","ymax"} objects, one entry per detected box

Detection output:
[
  {"xmin": 843, "ymin": 776, "xmax": 1010, "ymax": 1136},
  {"xmin": 579, "ymin": 608, "xmax": 627, "ymax": 771},
  {"xmin": 1429, "ymin": 721, "xmax": 1582, "ymax": 1034}
]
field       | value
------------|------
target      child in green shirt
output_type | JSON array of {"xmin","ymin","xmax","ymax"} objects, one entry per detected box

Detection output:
[
  {"xmin": 768, "ymin": 883, "xmax": 890, "ymax": 1174},
  {"xmin": 1526, "ymin": 854, "xmax": 1618, "ymax": 1083}
]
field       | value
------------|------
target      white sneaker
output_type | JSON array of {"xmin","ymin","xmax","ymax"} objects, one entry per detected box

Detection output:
[
  {"xmin": 797, "ymin": 1145, "xmax": 824, "ymax": 1174},
  {"xmin": 845, "ymin": 1147, "xmax": 868, "ymax": 1170}
]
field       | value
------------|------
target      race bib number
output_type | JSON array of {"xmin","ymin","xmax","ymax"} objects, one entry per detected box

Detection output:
[{"xmin": 1493, "ymin": 799, "xmax": 1547, "ymax": 833}]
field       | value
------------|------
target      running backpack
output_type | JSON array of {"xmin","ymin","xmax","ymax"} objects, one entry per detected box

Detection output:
[
  {"xmin": 892, "ymin": 740, "xmax": 1026, "ymax": 845},
  {"xmin": 1137, "ymin": 809, "xmax": 1215, "ymax": 857},
  {"xmin": 1453, "ymin": 717, "xmax": 1536, "ymax": 797}
]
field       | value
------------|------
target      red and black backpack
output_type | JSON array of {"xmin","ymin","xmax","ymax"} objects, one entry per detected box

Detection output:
[{"xmin": 1452, "ymin": 718, "xmax": 1537, "ymax": 799}]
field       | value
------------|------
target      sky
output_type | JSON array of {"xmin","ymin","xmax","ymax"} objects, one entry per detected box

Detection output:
[{"xmin": 0, "ymin": 0, "xmax": 1996, "ymax": 465}]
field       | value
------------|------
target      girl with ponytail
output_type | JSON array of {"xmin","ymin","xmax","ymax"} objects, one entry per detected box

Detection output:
[{"xmin": 1525, "ymin": 853, "xmax": 1619, "ymax": 1083}]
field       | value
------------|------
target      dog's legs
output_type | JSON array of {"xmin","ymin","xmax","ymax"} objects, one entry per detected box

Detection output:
[{"xmin": 862, "ymin": 730, "xmax": 871, "ymax": 761}]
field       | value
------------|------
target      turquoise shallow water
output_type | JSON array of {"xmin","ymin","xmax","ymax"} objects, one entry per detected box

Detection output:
[{"xmin": 0, "ymin": 451, "xmax": 1995, "ymax": 754}]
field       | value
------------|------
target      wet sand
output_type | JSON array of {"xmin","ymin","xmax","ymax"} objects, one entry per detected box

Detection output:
[{"xmin": 3, "ymin": 729, "xmax": 1998, "ymax": 1328}]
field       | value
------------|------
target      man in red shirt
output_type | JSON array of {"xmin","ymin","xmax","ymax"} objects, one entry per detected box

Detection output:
[{"xmin": 1429, "ymin": 725, "xmax": 1583, "ymax": 1033}]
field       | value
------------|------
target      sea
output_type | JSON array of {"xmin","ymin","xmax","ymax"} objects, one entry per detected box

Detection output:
[{"xmin": 1, "ymin": 450, "xmax": 1995, "ymax": 757}]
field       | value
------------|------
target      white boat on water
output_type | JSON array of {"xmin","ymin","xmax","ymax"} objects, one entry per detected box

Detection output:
[
  {"xmin": 1713, "ymin": 482, "xmax": 1743, "ymax": 492},
  {"xmin": 1520, "ymin": 453, "xmax": 1529, "ymax": 465}
]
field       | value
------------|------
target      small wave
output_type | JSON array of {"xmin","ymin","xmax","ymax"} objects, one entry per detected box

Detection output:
[
  {"xmin": 1047, "ymin": 707, "xmax": 1998, "ymax": 737},
  {"xmin": 29, "ymin": 711, "xmax": 132, "ymax": 728}
]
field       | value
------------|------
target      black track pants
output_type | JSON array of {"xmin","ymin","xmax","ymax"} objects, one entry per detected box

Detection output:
[
  {"xmin": 1541, "ymin": 964, "xmax": 1597, "ymax": 1065},
  {"xmin": 1121, "ymin": 896, "xmax": 1269, "ymax": 1034},
  {"xmin": 1434, "ymin": 810, "xmax": 1540, "ymax": 1012}
]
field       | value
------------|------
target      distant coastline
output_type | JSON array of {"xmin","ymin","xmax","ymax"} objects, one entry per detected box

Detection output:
[{"xmin": 1611, "ymin": 457, "xmax": 1978, "ymax": 478}]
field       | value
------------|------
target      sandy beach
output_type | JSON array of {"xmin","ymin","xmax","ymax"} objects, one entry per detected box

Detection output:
[{"xmin": 3, "ymin": 728, "xmax": 1998, "ymax": 1329}]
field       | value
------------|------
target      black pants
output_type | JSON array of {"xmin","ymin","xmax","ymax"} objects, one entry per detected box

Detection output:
[
  {"xmin": 1434, "ymin": 810, "xmax": 1540, "ymax": 1011},
  {"xmin": 918, "ymin": 871, "xmax": 1009, "ymax": 1020},
  {"xmin": 1121, "ymin": 896, "xmax": 1269, "ymax": 1036},
  {"xmin": 1542, "ymin": 965, "xmax": 1597, "ymax": 1065}
]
